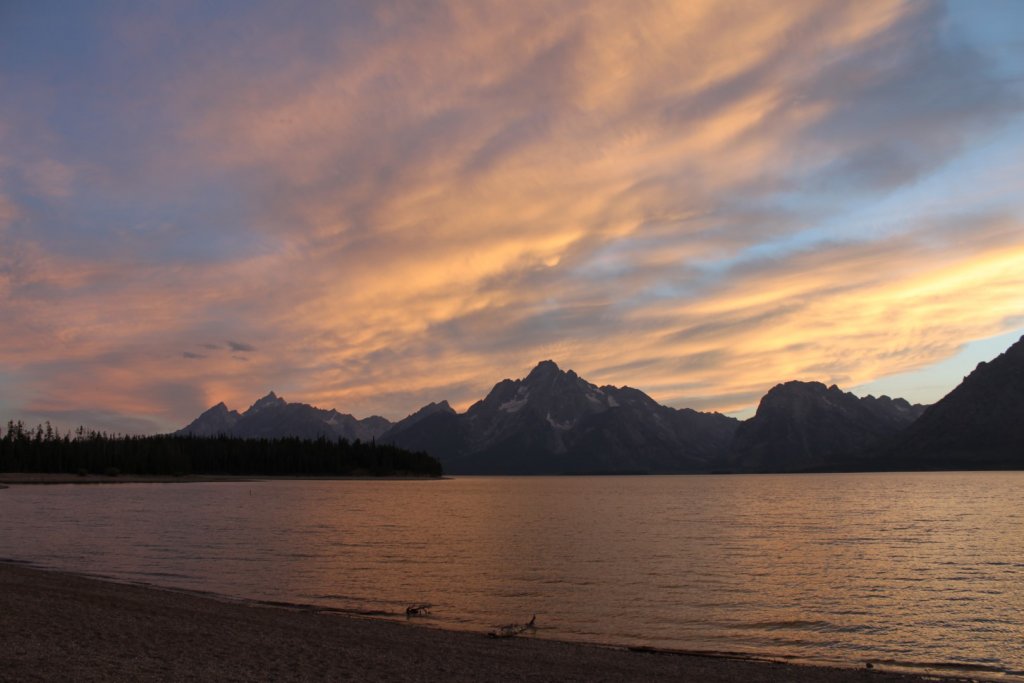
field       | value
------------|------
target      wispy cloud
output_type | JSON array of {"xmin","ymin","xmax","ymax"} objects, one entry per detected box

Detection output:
[
  {"xmin": 227, "ymin": 341, "xmax": 257, "ymax": 353},
  {"xmin": 0, "ymin": 1, "xmax": 1022, "ymax": 431},
  {"xmin": 24, "ymin": 159, "xmax": 75, "ymax": 199}
]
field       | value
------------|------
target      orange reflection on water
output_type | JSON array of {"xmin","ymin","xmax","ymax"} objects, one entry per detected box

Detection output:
[{"xmin": 1, "ymin": 473, "xmax": 1022, "ymax": 677}]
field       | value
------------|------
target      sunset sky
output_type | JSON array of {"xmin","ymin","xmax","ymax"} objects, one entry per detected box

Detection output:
[{"xmin": 2, "ymin": 1, "xmax": 1023, "ymax": 434}]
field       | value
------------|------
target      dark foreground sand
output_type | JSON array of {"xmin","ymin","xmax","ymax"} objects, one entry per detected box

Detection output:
[{"xmin": 0, "ymin": 563, "xmax": 968, "ymax": 682}]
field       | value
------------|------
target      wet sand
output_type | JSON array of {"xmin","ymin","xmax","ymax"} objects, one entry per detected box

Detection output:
[{"xmin": 0, "ymin": 562, "xmax": 958, "ymax": 682}]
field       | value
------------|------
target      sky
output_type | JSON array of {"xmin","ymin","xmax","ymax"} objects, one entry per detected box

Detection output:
[{"xmin": 1, "ymin": 1, "xmax": 1023, "ymax": 434}]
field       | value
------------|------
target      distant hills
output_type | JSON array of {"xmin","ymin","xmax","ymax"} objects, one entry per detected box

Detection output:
[
  {"xmin": 729, "ymin": 381, "xmax": 925, "ymax": 472},
  {"xmin": 377, "ymin": 360, "xmax": 737, "ymax": 474},
  {"xmin": 869, "ymin": 335, "xmax": 1024, "ymax": 470},
  {"xmin": 176, "ymin": 335, "xmax": 1024, "ymax": 474},
  {"xmin": 178, "ymin": 392, "xmax": 391, "ymax": 443}
]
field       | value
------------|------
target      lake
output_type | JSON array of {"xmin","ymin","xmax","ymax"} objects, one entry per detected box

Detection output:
[{"xmin": 1, "ymin": 473, "xmax": 1022, "ymax": 679}]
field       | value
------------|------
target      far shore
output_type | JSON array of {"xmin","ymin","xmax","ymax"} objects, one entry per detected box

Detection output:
[
  {"xmin": 0, "ymin": 472, "xmax": 447, "ymax": 486},
  {"xmin": 0, "ymin": 561, "xmax": 954, "ymax": 682}
]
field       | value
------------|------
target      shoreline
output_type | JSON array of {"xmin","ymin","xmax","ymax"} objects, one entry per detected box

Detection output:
[
  {"xmin": 0, "ymin": 561, "xmax": 972, "ymax": 682},
  {"xmin": 0, "ymin": 472, "xmax": 447, "ymax": 485}
]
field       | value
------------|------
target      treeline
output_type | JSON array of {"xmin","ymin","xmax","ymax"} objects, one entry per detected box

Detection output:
[{"xmin": 0, "ymin": 421, "xmax": 442, "ymax": 477}]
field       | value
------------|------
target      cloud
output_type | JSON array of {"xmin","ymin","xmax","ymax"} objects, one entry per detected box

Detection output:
[
  {"xmin": 1, "ymin": 1, "xmax": 1022, "ymax": 430},
  {"xmin": 227, "ymin": 341, "xmax": 257, "ymax": 353},
  {"xmin": 24, "ymin": 159, "xmax": 75, "ymax": 199},
  {"xmin": 604, "ymin": 215, "xmax": 1024, "ymax": 411},
  {"xmin": 0, "ymin": 194, "xmax": 18, "ymax": 229}
]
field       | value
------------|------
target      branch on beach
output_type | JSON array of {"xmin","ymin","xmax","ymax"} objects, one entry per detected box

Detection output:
[
  {"xmin": 488, "ymin": 614, "xmax": 536, "ymax": 638},
  {"xmin": 405, "ymin": 603, "xmax": 432, "ymax": 617}
]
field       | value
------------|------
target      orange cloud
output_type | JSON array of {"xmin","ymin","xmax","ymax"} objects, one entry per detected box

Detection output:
[
  {"xmin": 2, "ymin": 1, "xmax": 1021, "ymax": 431},
  {"xmin": 588, "ymin": 218, "xmax": 1024, "ymax": 411}
]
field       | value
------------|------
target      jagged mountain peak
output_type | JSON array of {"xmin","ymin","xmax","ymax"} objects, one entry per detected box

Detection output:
[
  {"xmin": 419, "ymin": 399, "xmax": 455, "ymax": 414},
  {"xmin": 175, "ymin": 401, "xmax": 241, "ymax": 437},
  {"xmin": 764, "ymin": 380, "xmax": 831, "ymax": 395},
  {"xmin": 475, "ymin": 361, "xmax": 610, "ymax": 419},
  {"xmin": 526, "ymin": 359, "xmax": 561, "ymax": 378},
  {"xmin": 755, "ymin": 381, "xmax": 866, "ymax": 413},
  {"xmin": 407, "ymin": 400, "xmax": 456, "ymax": 419},
  {"xmin": 755, "ymin": 381, "xmax": 926, "ymax": 420},
  {"xmin": 735, "ymin": 379, "xmax": 926, "ymax": 471},
  {"xmin": 385, "ymin": 360, "xmax": 741, "ymax": 474},
  {"xmin": 605, "ymin": 385, "xmax": 661, "ymax": 409},
  {"xmin": 245, "ymin": 391, "xmax": 287, "ymax": 415},
  {"xmin": 381, "ymin": 400, "xmax": 458, "ymax": 437},
  {"xmin": 529, "ymin": 361, "xmax": 594, "ymax": 392},
  {"xmin": 177, "ymin": 392, "xmax": 393, "ymax": 442},
  {"xmin": 884, "ymin": 334, "xmax": 1024, "ymax": 465}
]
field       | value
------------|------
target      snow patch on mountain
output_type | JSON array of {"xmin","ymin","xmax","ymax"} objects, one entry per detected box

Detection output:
[
  {"xmin": 500, "ymin": 397, "xmax": 528, "ymax": 413},
  {"xmin": 546, "ymin": 412, "xmax": 575, "ymax": 430}
]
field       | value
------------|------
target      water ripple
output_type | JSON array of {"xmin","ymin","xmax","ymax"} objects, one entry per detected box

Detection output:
[{"xmin": 1, "ymin": 472, "xmax": 1022, "ymax": 680}]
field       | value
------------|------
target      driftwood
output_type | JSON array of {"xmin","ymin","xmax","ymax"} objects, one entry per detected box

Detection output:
[
  {"xmin": 405, "ymin": 603, "xmax": 432, "ymax": 617},
  {"xmin": 488, "ymin": 614, "xmax": 536, "ymax": 638}
]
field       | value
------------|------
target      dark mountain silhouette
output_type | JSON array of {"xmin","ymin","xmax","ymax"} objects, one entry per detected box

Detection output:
[
  {"xmin": 873, "ymin": 335, "xmax": 1024, "ymax": 469},
  {"xmin": 385, "ymin": 400, "xmax": 456, "ymax": 434},
  {"xmin": 174, "ymin": 334, "xmax": 1024, "ymax": 474},
  {"xmin": 176, "ymin": 391, "xmax": 393, "ymax": 442},
  {"xmin": 182, "ymin": 402, "xmax": 242, "ymax": 436},
  {"xmin": 381, "ymin": 360, "xmax": 739, "ymax": 474},
  {"xmin": 730, "ymin": 381, "xmax": 926, "ymax": 472}
]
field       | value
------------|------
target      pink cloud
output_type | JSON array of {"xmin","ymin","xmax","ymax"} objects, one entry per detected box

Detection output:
[{"xmin": 2, "ymin": 1, "xmax": 1022, "ymax": 431}]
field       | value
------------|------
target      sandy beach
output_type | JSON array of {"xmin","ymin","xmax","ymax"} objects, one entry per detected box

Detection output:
[{"xmin": 0, "ymin": 562, "xmax": 964, "ymax": 683}]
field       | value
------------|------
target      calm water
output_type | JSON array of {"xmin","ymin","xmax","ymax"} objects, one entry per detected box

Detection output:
[{"xmin": 1, "ymin": 473, "xmax": 1022, "ymax": 678}]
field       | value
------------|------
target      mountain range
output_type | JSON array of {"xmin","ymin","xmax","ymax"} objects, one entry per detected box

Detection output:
[
  {"xmin": 178, "ymin": 392, "xmax": 391, "ymax": 443},
  {"xmin": 176, "ymin": 335, "xmax": 1024, "ymax": 474},
  {"xmin": 869, "ymin": 335, "xmax": 1024, "ymax": 470}
]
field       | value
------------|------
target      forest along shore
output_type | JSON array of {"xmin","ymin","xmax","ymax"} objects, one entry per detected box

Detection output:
[
  {"xmin": 0, "ymin": 426, "xmax": 444, "ymax": 479},
  {"xmin": 0, "ymin": 473, "xmax": 446, "ymax": 485},
  {"xmin": 1, "ymin": 562, "xmax": 953, "ymax": 683},
  {"xmin": 0, "ymin": 473, "xmax": 248, "ymax": 485}
]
